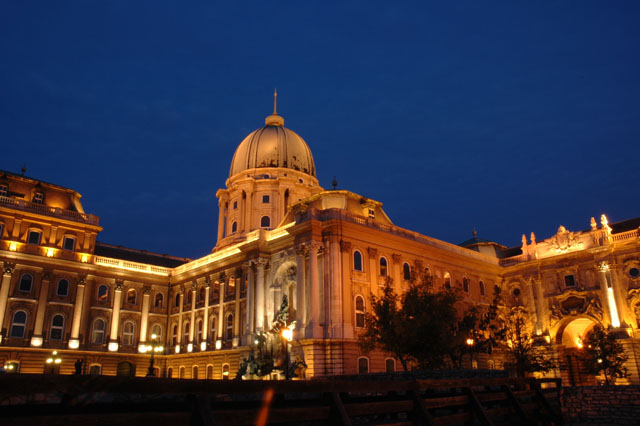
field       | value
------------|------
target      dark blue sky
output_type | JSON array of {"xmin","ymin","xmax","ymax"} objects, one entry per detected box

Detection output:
[{"xmin": 2, "ymin": 1, "xmax": 639, "ymax": 259}]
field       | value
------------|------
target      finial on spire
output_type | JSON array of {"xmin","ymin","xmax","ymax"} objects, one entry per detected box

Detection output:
[
  {"xmin": 332, "ymin": 176, "xmax": 338, "ymax": 190},
  {"xmin": 273, "ymin": 88, "xmax": 277, "ymax": 115},
  {"xmin": 21, "ymin": 164, "xmax": 26, "ymax": 176},
  {"xmin": 472, "ymin": 228, "xmax": 477, "ymax": 237}
]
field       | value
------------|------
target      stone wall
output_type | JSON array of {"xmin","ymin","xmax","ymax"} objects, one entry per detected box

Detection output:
[{"xmin": 562, "ymin": 386, "xmax": 640, "ymax": 425}]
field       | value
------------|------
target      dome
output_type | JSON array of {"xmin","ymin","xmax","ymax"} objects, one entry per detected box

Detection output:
[{"xmin": 229, "ymin": 112, "xmax": 316, "ymax": 178}]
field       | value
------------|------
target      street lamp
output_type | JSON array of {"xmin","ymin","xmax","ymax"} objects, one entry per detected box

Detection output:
[
  {"xmin": 146, "ymin": 333, "xmax": 164, "ymax": 377},
  {"xmin": 46, "ymin": 350, "xmax": 62, "ymax": 374}
]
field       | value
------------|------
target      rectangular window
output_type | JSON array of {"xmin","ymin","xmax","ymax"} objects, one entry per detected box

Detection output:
[
  {"xmin": 33, "ymin": 192, "xmax": 44, "ymax": 204},
  {"xmin": 262, "ymin": 195, "xmax": 270, "ymax": 203},
  {"xmin": 564, "ymin": 274, "xmax": 576, "ymax": 287},
  {"xmin": 368, "ymin": 209, "xmax": 375, "ymax": 218},
  {"xmin": 63, "ymin": 236, "xmax": 76, "ymax": 251},
  {"xmin": 233, "ymin": 200, "xmax": 238, "ymax": 209},
  {"xmin": 27, "ymin": 230, "xmax": 42, "ymax": 245},
  {"xmin": 0, "ymin": 185, "xmax": 8, "ymax": 197},
  {"xmin": 0, "ymin": 223, "xmax": 4, "ymax": 238}
]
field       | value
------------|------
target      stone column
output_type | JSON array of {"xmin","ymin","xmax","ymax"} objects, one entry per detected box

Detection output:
[
  {"xmin": 189, "ymin": 283, "xmax": 196, "ymax": 350},
  {"xmin": 138, "ymin": 288, "xmax": 151, "ymax": 351},
  {"xmin": 392, "ymin": 254, "xmax": 402, "ymax": 293},
  {"xmin": 245, "ymin": 189, "xmax": 253, "ymax": 232},
  {"xmin": 255, "ymin": 259, "xmax": 267, "ymax": 331},
  {"xmin": 233, "ymin": 273, "xmax": 241, "ymax": 347},
  {"xmin": 217, "ymin": 195, "xmax": 227, "ymax": 243},
  {"xmin": 0, "ymin": 262, "xmax": 15, "ymax": 342},
  {"xmin": 202, "ymin": 280, "xmax": 210, "ymax": 350},
  {"xmin": 340, "ymin": 241, "xmax": 354, "ymax": 339},
  {"xmin": 108, "ymin": 280, "xmax": 123, "ymax": 351},
  {"xmin": 176, "ymin": 289, "xmax": 184, "ymax": 349},
  {"xmin": 69, "ymin": 277, "xmax": 86, "ymax": 349},
  {"xmin": 295, "ymin": 244, "xmax": 308, "ymax": 331},
  {"xmin": 217, "ymin": 276, "xmax": 225, "ymax": 341},
  {"xmin": 533, "ymin": 278, "xmax": 546, "ymax": 333},
  {"xmin": 245, "ymin": 262, "xmax": 255, "ymax": 337},
  {"xmin": 328, "ymin": 239, "xmax": 343, "ymax": 339},
  {"xmin": 598, "ymin": 262, "xmax": 619, "ymax": 327},
  {"xmin": 611, "ymin": 263, "xmax": 633, "ymax": 327},
  {"xmin": 31, "ymin": 271, "xmax": 51, "ymax": 347},
  {"xmin": 367, "ymin": 247, "xmax": 378, "ymax": 295}
]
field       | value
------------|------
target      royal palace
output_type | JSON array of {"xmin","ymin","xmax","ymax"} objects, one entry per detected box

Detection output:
[{"xmin": 1, "ymin": 105, "xmax": 640, "ymax": 385}]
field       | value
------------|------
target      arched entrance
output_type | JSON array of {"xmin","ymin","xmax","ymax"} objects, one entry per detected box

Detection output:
[
  {"xmin": 116, "ymin": 361, "xmax": 136, "ymax": 377},
  {"xmin": 556, "ymin": 316, "xmax": 598, "ymax": 386}
]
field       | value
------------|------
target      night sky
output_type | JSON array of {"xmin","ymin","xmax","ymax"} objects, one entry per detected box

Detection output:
[{"xmin": 2, "ymin": 2, "xmax": 639, "ymax": 259}]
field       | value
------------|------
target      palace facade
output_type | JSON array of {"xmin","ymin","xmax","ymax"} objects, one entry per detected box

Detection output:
[{"xmin": 1, "ymin": 107, "xmax": 639, "ymax": 384}]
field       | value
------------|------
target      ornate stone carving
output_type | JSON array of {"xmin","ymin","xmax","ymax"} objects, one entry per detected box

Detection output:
[
  {"xmin": 339, "ymin": 240, "xmax": 351, "ymax": 253},
  {"xmin": 549, "ymin": 226, "xmax": 581, "ymax": 253},
  {"xmin": 3, "ymin": 262, "xmax": 15, "ymax": 276},
  {"xmin": 292, "ymin": 203, "xmax": 309, "ymax": 221},
  {"xmin": 392, "ymin": 254, "xmax": 402, "ymax": 264},
  {"xmin": 316, "ymin": 244, "xmax": 327, "ymax": 256},
  {"xmin": 42, "ymin": 270, "xmax": 52, "ymax": 281},
  {"xmin": 414, "ymin": 259, "xmax": 424, "ymax": 269},
  {"xmin": 367, "ymin": 247, "xmax": 378, "ymax": 258},
  {"xmin": 115, "ymin": 280, "xmax": 124, "ymax": 291},
  {"xmin": 295, "ymin": 244, "xmax": 309, "ymax": 257},
  {"xmin": 143, "ymin": 287, "xmax": 151, "ymax": 295},
  {"xmin": 309, "ymin": 241, "xmax": 323, "ymax": 253},
  {"xmin": 255, "ymin": 258, "xmax": 268, "ymax": 268}
]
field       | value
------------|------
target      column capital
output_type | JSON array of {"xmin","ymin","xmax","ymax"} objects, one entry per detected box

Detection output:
[
  {"xmin": 3, "ymin": 262, "xmax": 15, "ymax": 276},
  {"xmin": 255, "ymin": 258, "xmax": 269, "ymax": 268},
  {"xmin": 367, "ymin": 247, "xmax": 378, "ymax": 258},
  {"xmin": 309, "ymin": 240, "xmax": 323, "ymax": 253},
  {"xmin": 42, "ymin": 270, "xmax": 52, "ymax": 281},
  {"xmin": 339, "ymin": 240, "xmax": 351, "ymax": 253},
  {"xmin": 143, "ymin": 287, "xmax": 151, "ymax": 295},
  {"xmin": 392, "ymin": 254, "xmax": 402, "ymax": 264},
  {"xmin": 597, "ymin": 261, "xmax": 610, "ymax": 272},
  {"xmin": 295, "ymin": 243, "xmax": 309, "ymax": 257},
  {"xmin": 115, "ymin": 280, "xmax": 124, "ymax": 291}
]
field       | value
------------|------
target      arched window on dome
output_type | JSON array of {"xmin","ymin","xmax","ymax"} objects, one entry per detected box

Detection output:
[
  {"xmin": 231, "ymin": 221, "xmax": 237, "ymax": 234},
  {"xmin": 379, "ymin": 257, "xmax": 388, "ymax": 277},
  {"xmin": 353, "ymin": 250, "xmax": 363, "ymax": 272},
  {"xmin": 260, "ymin": 216, "xmax": 270, "ymax": 229}
]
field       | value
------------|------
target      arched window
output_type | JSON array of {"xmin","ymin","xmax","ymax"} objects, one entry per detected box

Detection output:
[
  {"xmin": 151, "ymin": 323, "xmax": 162, "ymax": 340},
  {"xmin": 353, "ymin": 250, "xmax": 363, "ymax": 271},
  {"xmin": 10, "ymin": 311, "xmax": 27, "ymax": 338},
  {"xmin": 175, "ymin": 293, "xmax": 180, "ymax": 308},
  {"xmin": 424, "ymin": 267, "xmax": 431, "ymax": 278},
  {"xmin": 89, "ymin": 364, "xmax": 101, "ymax": 375},
  {"xmin": 403, "ymin": 263, "xmax": 411, "ymax": 280},
  {"xmin": 196, "ymin": 319, "xmax": 203, "ymax": 344},
  {"xmin": 444, "ymin": 272, "xmax": 451, "ymax": 290},
  {"xmin": 122, "ymin": 321, "xmax": 135, "ymax": 346},
  {"xmin": 357, "ymin": 357, "xmax": 369, "ymax": 374},
  {"xmin": 260, "ymin": 216, "xmax": 270, "ymax": 229},
  {"xmin": 171, "ymin": 324, "xmax": 178, "ymax": 346},
  {"xmin": 379, "ymin": 257, "xmax": 388, "ymax": 277},
  {"xmin": 18, "ymin": 273, "xmax": 33, "ymax": 292},
  {"xmin": 186, "ymin": 291, "xmax": 192, "ymax": 306},
  {"xmin": 479, "ymin": 281, "xmax": 486, "ymax": 296},
  {"xmin": 222, "ymin": 364, "xmax": 230, "ymax": 380},
  {"xmin": 126, "ymin": 288, "xmax": 137, "ymax": 305},
  {"xmin": 385, "ymin": 358, "xmax": 396, "ymax": 373},
  {"xmin": 167, "ymin": 367, "xmax": 173, "ymax": 378},
  {"xmin": 192, "ymin": 365, "xmax": 199, "ymax": 379},
  {"xmin": 227, "ymin": 277, "xmax": 236, "ymax": 297},
  {"xmin": 355, "ymin": 295, "xmax": 365, "ymax": 328},
  {"xmin": 210, "ymin": 316, "xmax": 217, "ymax": 341},
  {"xmin": 155, "ymin": 292, "xmax": 163, "ymax": 308},
  {"xmin": 463, "ymin": 277, "xmax": 470, "ymax": 293},
  {"xmin": 97, "ymin": 285, "xmax": 108, "ymax": 301},
  {"xmin": 92, "ymin": 318, "xmax": 106, "ymax": 344},
  {"xmin": 198, "ymin": 286, "xmax": 206, "ymax": 303},
  {"xmin": 183, "ymin": 322, "xmax": 190, "ymax": 344},
  {"xmin": 488, "ymin": 360, "xmax": 495, "ymax": 370},
  {"xmin": 225, "ymin": 314, "xmax": 233, "ymax": 341},
  {"xmin": 231, "ymin": 221, "xmax": 237, "ymax": 233},
  {"xmin": 56, "ymin": 279, "xmax": 69, "ymax": 296},
  {"xmin": 50, "ymin": 314, "xmax": 65, "ymax": 340},
  {"xmin": 179, "ymin": 366, "xmax": 185, "ymax": 379},
  {"xmin": 206, "ymin": 365, "xmax": 214, "ymax": 379}
]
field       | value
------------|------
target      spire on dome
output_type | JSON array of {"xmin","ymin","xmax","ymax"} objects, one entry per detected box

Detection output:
[{"xmin": 265, "ymin": 89, "xmax": 284, "ymax": 126}]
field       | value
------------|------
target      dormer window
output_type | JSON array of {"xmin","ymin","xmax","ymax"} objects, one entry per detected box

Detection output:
[
  {"xmin": 32, "ymin": 191, "xmax": 44, "ymax": 204},
  {"xmin": 63, "ymin": 236, "xmax": 76, "ymax": 251},
  {"xmin": 368, "ymin": 209, "xmax": 375, "ymax": 219},
  {"xmin": 0, "ymin": 184, "xmax": 8, "ymax": 197},
  {"xmin": 262, "ymin": 195, "xmax": 270, "ymax": 203}
]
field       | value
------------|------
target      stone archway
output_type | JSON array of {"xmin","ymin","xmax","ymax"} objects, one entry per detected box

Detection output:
[{"xmin": 556, "ymin": 316, "xmax": 599, "ymax": 386}]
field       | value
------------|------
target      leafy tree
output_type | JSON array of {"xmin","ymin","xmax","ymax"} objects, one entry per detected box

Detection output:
[
  {"xmin": 498, "ymin": 305, "xmax": 556, "ymax": 378},
  {"xmin": 359, "ymin": 276, "xmax": 458, "ymax": 371},
  {"xmin": 582, "ymin": 324, "xmax": 628, "ymax": 385}
]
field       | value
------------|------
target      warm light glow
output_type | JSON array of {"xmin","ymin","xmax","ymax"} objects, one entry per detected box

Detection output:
[
  {"xmin": 174, "ymin": 345, "xmax": 180, "ymax": 354},
  {"xmin": 151, "ymin": 333, "xmax": 157, "ymax": 340},
  {"xmin": 155, "ymin": 345, "xmax": 164, "ymax": 352},
  {"xmin": 138, "ymin": 345, "xmax": 148, "ymax": 353},
  {"xmin": 266, "ymin": 222, "xmax": 296, "ymax": 241},
  {"xmin": 597, "ymin": 358, "xmax": 603, "ymax": 364},
  {"xmin": 68, "ymin": 339, "xmax": 79, "ymax": 349},
  {"xmin": 215, "ymin": 340, "xmax": 222, "ymax": 350},
  {"xmin": 222, "ymin": 369, "xmax": 229, "ymax": 377},
  {"xmin": 544, "ymin": 335, "xmax": 551, "ymax": 344},
  {"xmin": 54, "ymin": 358, "xmax": 61, "ymax": 364},
  {"xmin": 46, "ymin": 247, "xmax": 55, "ymax": 257},
  {"xmin": 31, "ymin": 337, "xmax": 43, "ymax": 347},
  {"xmin": 46, "ymin": 358, "xmax": 53, "ymax": 364},
  {"xmin": 108, "ymin": 342, "xmax": 119, "ymax": 352},
  {"xmin": 9, "ymin": 242, "xmax": 18, "ymax": 251},
  {"xmin": 187, "ymin": 343, "xmax": 193, "ymax": 352},
  {"xmin": 466, "ymin": 338, "xmax": 474, "ymax": 346},
  {"xmin": 576, "ymin": 338, "xmax": 583, "ymax": 349},
  {"xmin": 607, "ymin": 287, "xmax": 621, "ymax": 327},
  {"xmin": 5, "ymin": 364, "xmax": 14, "ymax": 371},
  {"xmin": 200, "ymin": 341, "xmax": 206, "ymax": 351},
  {"xmin": 282, "ymin": 328, "xmax": 293, "ymax": 342},
  {"xmin": 81, "ymin": 253, "xmax": 89, "ymax": 263}
]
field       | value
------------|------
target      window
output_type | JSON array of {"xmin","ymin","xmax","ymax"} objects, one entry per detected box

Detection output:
[
  {"xmin": 62, "ymin": 236, "xmax": 76, "ymax": 251},
  {"xmin": 260, "ymin": 216, "xmax": 270, "ymax": 228},
  {"xmin": 385, "ymin": 358, "xmax": 396, "ymax": 373},
  {"xmin": 50, "ymin": 314, "xmax": 65, "ymax": 340},
  {"xmin": 564, "ymin": 274, "xmax": 576, "ymax": 288},
  {"xmin": 196, "ymin": 319, "xmax": 203, "ymax": 344},
  {"xmin": 193, "ymin": 365, "xmax": 199, "ymax": 379},
  {"xmin": 512, "ymin": 288, "xmax": 521, "ymax": 297},
  {"xmin": 353, "ymin": 250, "xmax": 363, "ymax": 271},
  {"xmin": 18, "ymin": 273, "xmax": 33, "ymax": 292},
  {"xmin": 367, "ymin": 209, "xmax": 375, "ymax": 219},
  {"xmin": 463, "ymin": 277, "xmax": 470, "ymax": 293},
  {"xmin": 231, "ymin": 221, "xmax": 237, "ymax": 233},
  {"xmin": 488, "ymin": 360, "xmax": 495, "ymax": 370},
  {"xmin": 186, "ymin": 290, "xmax": 192, "ymax": 306},
  {"xmin": 0, "ymin": 222, "xmax": 4, "ymax": 238},
  {"xmin": 183, "ymin": 322, "xmax": 190, "ymax": 344},
  {"xmin": 226, "ymin": 314, "xmax": 233, "ymax": 340},
  {"xmin": 233, "ymin": 200, "xmax": 237, "ymax": 209},
  {"xmin": 206, "ymin": 365, "xmax": 214, "ymax": 379},
  {"xmin": 222, "ymin": 364, "xmax": 230, "ymax": 380},
  {"xmin": 0, "ymin": 184, "xmax": 8, "ymax": 197},
  {"xmin": 379, "ymin": 257, "xmax": 388, "ymax": 277},
  {"xmin": 97, "ymin": 285, "xmax": 108, "ymax": 301},
  {"xmin": 154, "ymin": 293, "xmax": 163, "ymax": 308},
  {"xmin": 355, "ymin": 295, "xmax": 365, "ymax": 328},
  {"xmin": 444, "ymin": 272, "xmax": 451, "ymax": 290},
  {"xmin": 10, "ymin": 311, "xmax": 27, "ymax": 338},
  {"xmin": 122, "ymin": 321, "xmax": 135, "ymax": 346},
  {"xmin": 92, "ymin": 318, "xmax": 106, "ymax": 344},
  {"xmin": 126, "ymin": 288, "xmax": 137, "ymax": 305},
  {"xmin": 357, "ymin": 357, "xmax": 369, "ymax": 374},
  {"xmin": 175, "ymin": 293, "xmax": 180, "ymax": 307},
  {"xmin": 27, "ymin": 230, "xmax": 42, "ymax": 245},
  {"xmin": 479, "ymin": 281, "xmax": 486, "ymax": 296},
  {"xmin": 403, "ymin": 263, "xmax": 411, "ymax": 281},
  {"xmin": 198, "ymin": 286, "xmax": 206, "ymax": 302},
  {"xmin": 56, "ymin": 279, "xmax": 69, "ymax": 296},
  {"xmin": 629, "ymin": 267, "xmax": 640, "ymax": 278},
  {"xmin": 89, "ymin": 364, "xmax": 102, "ymax": 375},
  {"xmin": 167, "ymin": 367, "xmax": 173, "ymax": 378},
  {"xmin": 151, "ymin": 324, "xmax": 163, "ymax": 340},
  {"xmin": 32, "ymin": 191, "xmax": 44, "ymax": 204},
  {"xmin": 171, "ymin": 324, "xmax": 178, "ymax": 346},
  {"xmin": 262, "ymin": 195, "xmax": 270, "ymax": 203},
  {"xmin": 424, "ymin": 267, "xmax": 431, "ymax": 278},
  {"xmin": 179, "ymin": 366, "xmax": 185, "ymax": 379},
  {"xmin": 227, "ymin": 278, "xmax": 235, "ymax": 297},
  {"xmin": 210, "ymin": 316, "xmax": 217, "ymax": 341}
]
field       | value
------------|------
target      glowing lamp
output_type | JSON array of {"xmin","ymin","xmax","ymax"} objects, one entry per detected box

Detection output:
[
  {"xmin": 200, "ymin": 341, "xmax": 207, "ymax": 351},
  {"xmin": 68, "ymin": 339, "xmax": 79, "ymax": 349},
  {"xmin": 174, "ymin": 345, "xmax": 180, "ymax": 354},
  {"xmin": 31, "ymin": 336, "xmax": 43, "ymax": 347},
  {"xmin": 282, "ymin": 328, "xmax": 293, "ymax": 342},
  {"xmin": 466, "ymin": 338, "xmax": 474, "ymax": 346},
  {"xmin": 187, "ymin": 343, "xmax": 193, "ymax": 352},
  {"xmin": 215, "ymin": 340, "xmax": 222, "ymax": 350},
  {"xmin": 9, "ymin": 242, "xmax": 17, "ymax": 251},
  {"xmin": 81, "ymin": 253, "xmax": 89, "ymax": 263},
  {"xmin": 108, "ymin": 342, "xmax": 119, "ymax": 352},
  {"xmin": 46, "ymin": 248, "xmax": 54, "ymax": 257}
]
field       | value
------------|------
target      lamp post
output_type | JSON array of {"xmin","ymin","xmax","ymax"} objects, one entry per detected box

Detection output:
[
  {"xmin": 146, "ymin": 333, "xmax": 164, "ymax": 377},
  {"xmin": 45, "ymin": 350, "xmax": 62, "ymax": 374}
]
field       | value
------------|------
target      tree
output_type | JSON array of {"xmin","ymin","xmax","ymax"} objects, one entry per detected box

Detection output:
[
  {"xmin": 582, "ymin": 324, "xmax": 628, "ymax": 385},
  {"xmin": 359, "ymin": 276, "xmax": 458, "ymax": 371},
  {"xmin": 498, "ymin": 305, "xmax": 556, "ymax": 378}
]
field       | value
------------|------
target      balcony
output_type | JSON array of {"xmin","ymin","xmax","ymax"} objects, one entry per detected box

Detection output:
[{"xmin": 0, "ymin": 195, "xmax": 100, "ymax": 226}]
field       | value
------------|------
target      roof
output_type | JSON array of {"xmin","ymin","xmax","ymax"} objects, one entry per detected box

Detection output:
[
  {"xmin": 0, "ymin": 169, "xmax": 76, "ymax": 193},
  {"xmin": 610, "ymin": 216, "xmax": 640, "ymax": 234},
  {"xmin": 94, "ymin": 242, "xmax": 190, "ymax": 268}
]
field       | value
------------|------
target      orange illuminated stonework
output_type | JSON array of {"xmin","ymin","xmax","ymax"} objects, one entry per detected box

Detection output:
[{"xmin": 1, "ymin": 107, "xmax": 639, "ymax": 384}]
